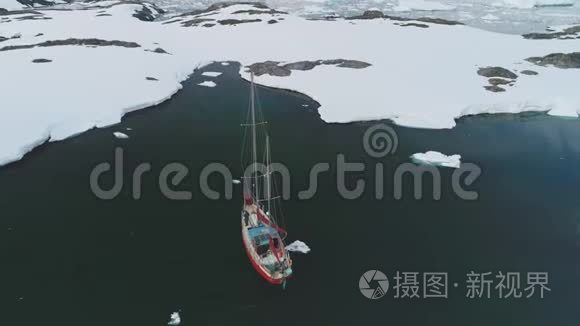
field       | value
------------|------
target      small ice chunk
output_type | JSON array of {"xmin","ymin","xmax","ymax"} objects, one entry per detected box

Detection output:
[
  {"xmin": 232, "ymin": 179, "xmax": 241, "ymax": 184},
  {"xmin": 410, "ymin": 151, "xmax": 461, "ymax": 168},
  {"xmin": 113, "ymin": 132, "xmax": 129, "ymax": 139},
  {"xmin": 198, "ymin": 81, "xmax": 217, "ymax": 88},
  {"xmin": 201, "ymin": 72, "xmax": 222, "ymax": 78},
  {"xmin": 285, "ymin": 240, "xmax": 311, "ymax": 254},
  {"xmin": 168, "ymin": 312, "xmax": 181, "ymax": 326}
]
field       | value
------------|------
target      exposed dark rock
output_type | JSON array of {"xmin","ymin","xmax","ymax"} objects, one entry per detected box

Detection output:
[
  {"xmin": 146, "ymin": 47, "xmax": 169, "ymax": 54},
  {"xmin": 15, "ymin": 14, "xmax": 51, "ymax": 21},
  {"xmin": 488, "ymin": 78, "xmax": 511, "ymax": 85},
  {"xmin": 477, "ymin": 66, "xmax": 518, "ymax": 79},
  {"xmin": 520, "ymin": 69, "xmax": 539, "ymax": 75},
  {"xmin": 323, "ymin": 59, "xmax": 371, "ymax": 69},
  {"xmin": 35, "ymin": 33, "xmax": 44, "ymax": 37},
  {"xmin": 484, "ymin": 85, "xmax": 506, "ymax": 92},
  {"xmin": 132, "ymin": 3, "xmax": 164, "ymax": 22},
  {"xmin": 268, "ymin": 19, "xmax": 277, "ymax": 24},
  {"xmin": 203, "ymin": 23, "xmax": 215, "ymax": 27},
  {"xmin": 415, "ymin": 17, "xmax": 463, "ymax": 25},
  {"xmin": 0, "ymin": 8, "xmax": 7, "ymax": 14},
  {"xmin": 32, "ymin": 58, "xmax": 52, "ymax": 63},
  {"xmin": 523, "ymin": 25, "xmax": 580, "ymax": 40},
  {"xmin": 232, "ymin": 9, "xmax": 287, "ymax": 15},
  {"xmin": 346, "ymin": 10, "xmax": 384, "ymax": 20},
  {"xmin": 526, "ymin": 52, "xmax": 580, "ymax": 69},
  {"xmin": 146, "ymin": 76, "xmax": 158, "ymax": 81},
  {"xmin": 179, "ymin": 2, "xmax": 269, "ymax": 17},
  {"xmin": 0, "ymin": 38, "xmax": 141, "ymax": 52},
  {"xmin": 0, "ymin": 9, "xmax": 42, "ymax": 16},
  {"xmin": 282, "ymin": 61, "xmax": 319, "ymax": 71},
  {"xmin": 400, "ymin": 22, "xmax": 429, "ymax": 28},
  {"xmin": 17, "ymin": 0, "xmax": 61, "ymax": 7},
  {"xmin": 346, "ymin": 10, "xmax": 463, "ymax": 25},
  {"xmin": 248, "ymin": 61, "xmax": 291, "ymax": 76},
  {"xmin": 181, "ymin": 18, "xmax": 214, "ymax": 27},
  {"xmin": 249, "ymin": 59, "xmax": 372, "ymax": 76},
  {"xmin": 96, "ymin": 13, "xmax": 112, "ymax": 17},
  {"xmin": 218, "ymin": 18, "xmax": 261, "ymax": 25}
]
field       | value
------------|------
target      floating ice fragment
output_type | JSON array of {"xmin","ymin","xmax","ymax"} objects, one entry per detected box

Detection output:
[
  {"xmin": 113, "ymin": 132, "xmax": 129, "ymax": 139},
  {"xmin": 286, "ymin": 240, "xmax": 311, "ymax": 254},
  {"xmin": 201, "ymin": 72, "xmax": 222, "ymax": 77},
  {"xmin": 168, "ymin": 312, "xmax": 181, "ymax": 326},
  {"xmin": 410, "ymin": 151, "xmax": 461, "ymax": 168},
  {"xmin": 198, "ymin": 81, "xmax": 217, "ymax": 88}
]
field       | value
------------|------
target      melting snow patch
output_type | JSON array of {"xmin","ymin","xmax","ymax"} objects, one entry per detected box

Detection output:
[
  {"xmin": 113, "ymin": 132, "xmax": 129, "ymax": 139},
  {"xmin": 221, "ymin": 62, "xmax": 230, "ymax": 66},
  {"xmin": 232, "ymin": 179, "xmax": 241, "ymax": 184},
  {"xmin": 201, "ymin": 71, "xmax": 222, "ymax": 78},
  {"xmin": 411, "ymin": 151, "xmax": 461, "ymax": 168},
  {"xmin": 198, "ymin": 81, "xmax": 217, "ymax": 88},
  {"xmin": 286, "ymin": 240, "xmax": 311, "ymax": 254},
  {"xmin": 168, "ymin": 312, "xmax": 181, "ymax": 326}
]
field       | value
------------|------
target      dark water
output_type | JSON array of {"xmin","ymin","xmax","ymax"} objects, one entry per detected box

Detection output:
[{"xmin": 1, "ymin": 63, "xmax": 579, "ymax": 326}]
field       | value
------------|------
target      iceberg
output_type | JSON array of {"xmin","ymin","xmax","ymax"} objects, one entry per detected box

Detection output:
[
  {"xmin": 285, "ymin": 240, "xmax": 311, "ymax": 254},
  {"xmin": 410, "ymin": 151, "xmax": 462, "ymax": 168}
]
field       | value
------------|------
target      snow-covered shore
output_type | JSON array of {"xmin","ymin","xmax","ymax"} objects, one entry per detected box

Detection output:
[{"xmin": 1, "ymin": 1, "xmax": 579, "ymax": 166}]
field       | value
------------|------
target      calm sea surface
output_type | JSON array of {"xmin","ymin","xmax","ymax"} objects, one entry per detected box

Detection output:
[{"xmin": 1, "ymin": 62, "xmax": 579, "ymax": 325}]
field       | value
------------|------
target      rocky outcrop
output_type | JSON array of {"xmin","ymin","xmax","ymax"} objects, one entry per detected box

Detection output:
[
  {"xmin": 248, "ymin": 61, "xmax": 291, "ymax": 76},
  {"xmin": 146, "ymin": 76, "xmax": 158, "ymax": 81},
  {"xmin": 32, "ymin": 58, "xmax": 51, "ymax": 63},
  {"xmin": 477, "ymin": 66, "xmax": 518, "ymax": 79},
  {"xmin": 488, "ymin": 78, "xmax": 512, "ymax": 86},
  {"xmin": 179, "ymin": 2, "xmax": 269, "ymax": 17},
  {"xmin": 248, "ymin": 59, "xmax": 372, "ymax": 77},
  {"xmin": 400, "ymin": 22, "xmax": 429, "ymax": 28},
  {"xmin": 346, "ymin": 10, "xmax": 384, "ymax": 20},
  {"xmin": 218, "ymin": 18, "xmax": 261, "ymax": 25},
  {"xmin": 484, "ymin": 85, "xmax": 506, "ymax": 93},
  {"xmin": 523, "ymin": 25, "xmax": 580, "ymax": 40},
  {"xmin": 232, "ymin": 9, "xmax": 287, "ymax": 15},
  {"xmin": 526, "ymin": 52, "xmax": 580, "ymax": 69},
  {"xmin": 346, "ymin": 10, "xmax": 463, "ymax": 26},
  {"xmin": 132, "ymin": 2, "xmax": 164, "ymax": 22},
  {"xmin": 520, "ymin": 70, "xmax": 538, "ymax": 75},
  {"xmin": 145, "ymin": 47, "xmax": 169, "ymax": 54},
  {"xmin": 0, "ymin": 38, "xmax": 141, "ymax": 52}
]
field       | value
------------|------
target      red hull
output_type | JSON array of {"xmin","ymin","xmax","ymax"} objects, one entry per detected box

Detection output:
[{"xmin": 242, "ymin": 233, "xmax": 284, "ymax": 285}]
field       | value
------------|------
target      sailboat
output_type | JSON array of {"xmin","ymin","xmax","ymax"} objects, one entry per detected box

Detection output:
[{"xmin": 241, "ymin": 73, "xmax": 293, "ymax": 287}]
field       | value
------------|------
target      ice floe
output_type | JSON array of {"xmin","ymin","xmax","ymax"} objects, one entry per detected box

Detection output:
[
  {"xmin": 410, "ymin": 151, "xmax": 462, "ymax": 168},
  {"xmin": 201, "ymin": 71, "xmax": 222, "ymax": 77},
  {"xmin": 1, "ymin": 1, "xmax": 580, "ymax": 166},
  {"xmin": 113, "ymin": 132, "xmax": 129, "ymax": 139},
  {"xmin": 285, "ymin": 240, "xmax": 311, "ymax": 254},
  {"xmin": 168, "ymin": 312, "xmax": 181, "ymax": 326},
  {"xmin": 197, "ymin": 81, "xmax": 217, "ymax": 88}
]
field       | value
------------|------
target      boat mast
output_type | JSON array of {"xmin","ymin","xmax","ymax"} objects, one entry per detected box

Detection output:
[
  {"xmin": 266, "ymin": 135, "xmax": 271, "ymax": 215},
  {"xmin": 250, "ymin": 73, "xmax": 259, "ymax": 204}
]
